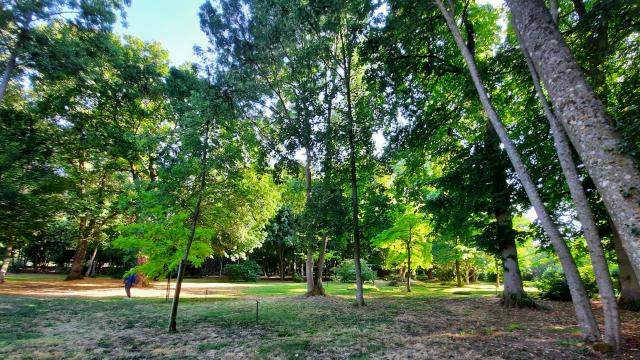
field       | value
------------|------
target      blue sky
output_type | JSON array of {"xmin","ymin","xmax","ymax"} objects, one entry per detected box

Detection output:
[
  {"xmin": 114, "ymin": 0, "xmax": 503, "ymax": 66},
  {"xmin": 115, "ymin": 0, "xmax": 210, "ymax": 66}
]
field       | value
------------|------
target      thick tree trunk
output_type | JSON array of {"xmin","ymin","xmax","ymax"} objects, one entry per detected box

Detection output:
[
  {"xmin": 435, "ymin": 0, "xmax": 600, "ymax": 341},
  {"xmin": 513, "ymin": 20, "xmax": 620, "ymax": 349},
  {"xmin": 613, "ymin": 225, "xmax": 640, "ymax": 308},
  {"xmin": 501, "ymin": 240, "xmax": 526, "ymax": 302},
  {"xmin": 66, "ymin": 216, "xmax": 89, "ymax": 281},
  {"xmin": 84, "ymin": 245, "xmax": 98, "ymax": 277},
  {"xmin": 169, "ymin": 116, "xmax": 211, "ymax": 332},
  {"xmin": 507, "ymin": 0, "xmax": 640, "ymax": 284},
  {"xmin": 486, "ymin": 124, "xmax": 526, "ymax": 302},
  {"xmin": 0, "ymin": 237, "xmax": 13, "ymax": 284}
]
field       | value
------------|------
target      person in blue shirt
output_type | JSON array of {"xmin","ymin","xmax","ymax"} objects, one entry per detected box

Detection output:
[{"xmin": 124, "ymin": 273, "xmax": 137, "ymax": 298}]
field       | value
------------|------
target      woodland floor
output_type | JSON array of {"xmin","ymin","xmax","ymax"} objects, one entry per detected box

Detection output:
[{"xmin": 1, "ymin": 274, "xmax": 639, "ymax": 359}]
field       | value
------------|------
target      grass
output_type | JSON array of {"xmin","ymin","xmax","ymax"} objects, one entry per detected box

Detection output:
[{"xmin": 1, "ymin": 275, "xmax": 638, "ymax": 359}]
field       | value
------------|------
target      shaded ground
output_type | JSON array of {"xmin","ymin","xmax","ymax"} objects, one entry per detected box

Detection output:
[{"xmin": 1, "ymin": 274, "xmax": 639, "ymax": 359}]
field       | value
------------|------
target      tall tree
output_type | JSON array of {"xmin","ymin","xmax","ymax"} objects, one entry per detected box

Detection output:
[
  {"xmin": 506, "ymin": 0, "xmax": 640, "ymax": 283},
  {"xmin": 0, "ymin": 0, "xmax": 129, "ymax": 103},
  {"xmin": 434, "ymin": 0, "xmax": 600, "ymax": 341},
  {"xmin": 512, "ymin": 15, "xmax": 620, "ymax": 349}
]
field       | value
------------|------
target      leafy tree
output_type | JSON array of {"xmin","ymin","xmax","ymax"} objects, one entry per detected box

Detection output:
[{"xmin": 372, "ymin": 211, "xmax": 431, "ymax": 292}]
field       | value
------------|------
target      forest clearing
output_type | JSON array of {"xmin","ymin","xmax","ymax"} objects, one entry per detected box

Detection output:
[
  {"xmin": 2, "ymin": 0, "xmax": 640, "ymax": 358},
  {"xmin": 3, "ymin": 274, "xmax": 640, "ymax": 359}
]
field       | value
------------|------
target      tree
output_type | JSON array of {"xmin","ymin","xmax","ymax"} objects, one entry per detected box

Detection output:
[
  {"xmin": 511, "ymin": 14, "xmax": 620, "ymax": 349},
  {"xmin": 434, "ymin": 0, "xmax": 600, "ymax": 341},
  {"xmin": 506, "ymin": 0, "xmax": 640, "ymax": 286},
  {"xmin": 373, "ymin": 211, "xmax": 431, "ymax": 292},
  {"xmin": 0, "ymin": 0, "xmax": 129, "ymax": 102}
]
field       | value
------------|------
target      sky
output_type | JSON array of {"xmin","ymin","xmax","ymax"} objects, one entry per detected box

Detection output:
[
  {"xmin": 115, "ymin": 0, "xmax": 504, "ymax": 66},
  {"xmin": 115, "ymin": 0, "xmax": 209, "ymax": 66}
]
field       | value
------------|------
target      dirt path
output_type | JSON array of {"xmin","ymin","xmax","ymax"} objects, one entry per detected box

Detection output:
[{"xmin": 0, "ymin": 274, "xmax": 259, "ymax": 298}]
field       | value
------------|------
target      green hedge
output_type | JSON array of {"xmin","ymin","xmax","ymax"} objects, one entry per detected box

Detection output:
[{"xmin": 224, "ymin": 260, "xmax": 261, "ymax": 282}]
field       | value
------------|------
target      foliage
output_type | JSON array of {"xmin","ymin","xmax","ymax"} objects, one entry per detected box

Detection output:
[
  {"xmin": 372, "ymin": 211, "xmax": 432, "ymax": 272},
  {"xmin": 224, "ymin": 260, "xmax": 262, "ymax": 282},
  {"xmin": 333, "ymin": 259, "xmax": 376, "ymax": 283},
  {"xmin": 536, "ymin": 266, "xmax": 598, "ymax": 301}
]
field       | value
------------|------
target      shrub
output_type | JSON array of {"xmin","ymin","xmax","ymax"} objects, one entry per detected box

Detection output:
[
  {"xmin": 292, "ymin": 273, "xmax": 305, "ymax": 283},
  {"xmin": 333, "ymin": 259, "xmax": 376, "ymax": 283},
  {"xmin": 536, "ymin": 266, "xmax": 598, "ymax": 301},
  {"xmin": 387, "ymin": 273, "xmax": 405, "ymax": 287},
  {"xmin": 224, "ymin": 260, "xmax": 262, "ymax": 282}
]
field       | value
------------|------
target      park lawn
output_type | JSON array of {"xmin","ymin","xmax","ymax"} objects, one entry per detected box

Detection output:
[{"xmin": 1, "ymin": 278, "xmax": 639, "ymax": 359}]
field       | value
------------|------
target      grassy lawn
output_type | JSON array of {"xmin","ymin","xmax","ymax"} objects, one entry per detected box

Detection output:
[{"xmin": 1, "ymin": 276, "xmax": 639, "ymax": 359}]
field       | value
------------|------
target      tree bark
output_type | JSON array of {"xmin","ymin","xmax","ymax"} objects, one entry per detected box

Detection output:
[
  {"xmin": 455, "ymin": 258, "xmax": 462, "ymax": 287},
  {"xmin": 0, "ymin": 12, "xmax": 32, "ymax": 104},
  {"xmin": 501, "ymin": 240, "xmax": 525, "ymax": 302},
  {"xmin": 0, "ymin": 237, "xmax": 13, "ymax": 284},
  {"xmin": 342, "ymin": 32, "xmax": 364, "ymax": 306},
  {"xmin": 66, "ymin": 216, "xmax": 89, "ymax": 280},
  {"xmin": 487, "ymin": 123, "xmax": 526, "ymax": 302},
  {"xmin": 507, "ymin": 0, "xmax": 640, "ymax": 285},
  {"xmin": 85, "ymin": 245, "xmax": 98, "ymax": 277},
  {"xmin": 435, "ymin": 0, "xmax": 600, "ymax": 342},
  {"xmin": 406, "ymin": 240, "xmax": 412, "ymax": 292},
  {"xmin": 312, "ymin": 235, "xmax": 328, "ymax": 295},
  {"xmin": 304, "ymin": 144, "xmax": 316, "ymax": 296},
  {"xmin": 613, "ymin": 224, "xmax": 640, "ymax": 308},
  {"xmin": 278, "ymin": 246, "xmax": 285, "ymax": 280},
  {"xmin": 513, "ymin": 18, "xmax": 620, "ymax": 349},
  {"xmin": 169, "ymin": 115, "xmax": 211, "ymax": 332}
]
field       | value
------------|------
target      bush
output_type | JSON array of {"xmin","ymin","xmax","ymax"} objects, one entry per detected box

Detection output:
[
  {"xmin": 536, "ymin": 266, "xmax": 598, "ymax": 301},
  {"xmin": 292, "ymin": 273, "xmax": 305, "ymax": 283},
  {"xmin": 333, "ymin": 259, "xmax": 376, "ymax": 283},
  {"xmin": 224, "ymin": 260, "xmax": 262, "ymax": 282},
  {"xmin": 387, "ymin": 273, "xmax": 405, "ymax": 287}
]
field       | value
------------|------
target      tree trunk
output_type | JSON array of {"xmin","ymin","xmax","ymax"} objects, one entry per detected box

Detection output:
[
  {"xmin": 613, "ymin": 224, "xmax": 640, "ymax": 308},
  {"xmin": 486, "ymin": 121, "xmax": 526, "ymax": 303},
  {"xmin": 84, "ymin": 245, "xmax": 98, "ymax": 277},
  {"xmin": 406, "ymin": 237, "xmax": 412, "ymax": 292},
  {"xmin": 464, "ymin": 260, "xmax": 470, "ymax": 286},
  {"xmin": 507, "ymin": 0, "xmax": 640, "ymax": 285},
  {"xmin": 513, "ymin": 19, "xmax": 620, "ymax": 349},
  {"xmin": 455, "ymin": 258, "xmax": 462, "ymax": 287},
  {"xmin": 0, "ymin": 237, "xmax": 13, "ymax": 284},
  {"xmin": 303, "ymin": 144, "xmax": 317, "ymax": 296},
  {"xmin": 312, "ymin": 236, "xmax": 328, "ymax": 295},
  {"xmin": 501, "ymin": 240, "xmax": 526, "ymax": 304},
  {"xmin": 435, "ymin": 0, "xmax": 600, "ymax": 342},
  {"xmin": 305, "ymin": 249, "xmax": 314, "ymax": 296},
  {"xmin": 342, "ymin": 34, "xmax": 364, "ymax": 306},
  {"xmin": 169, "ymin": 115, "xmax": 211, "ymax": 332},
  {"xmin": 278, "ymin": 247, "xmax": 285, "ymax": 280},
  {"xmin": 0, "ymin": 13, "xmax": 32, "ymax": 104},
  {"xmin": 0, "ymin": 52, "xmax": 18, "ymax": 103},
  {"xmin": 66, "ymin": 216, "xmax": 89, "ymax": 280}
]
